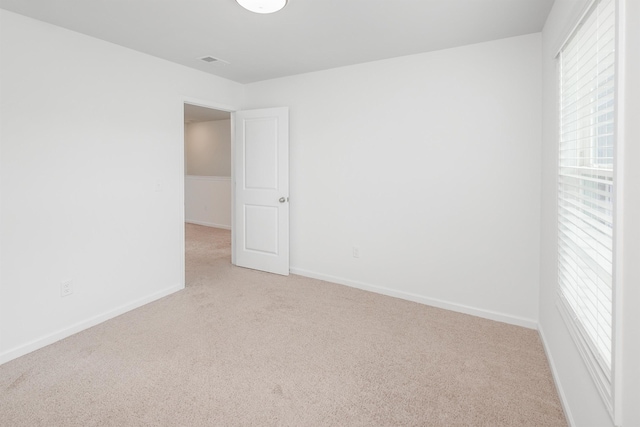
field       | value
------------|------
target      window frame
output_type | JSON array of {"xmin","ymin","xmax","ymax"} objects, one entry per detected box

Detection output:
[{"xmin": 554, "ymin": 0, "xmax": 623, "ymax": 423}]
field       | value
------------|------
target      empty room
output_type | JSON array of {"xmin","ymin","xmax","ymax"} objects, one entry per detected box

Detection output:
[{"xmin": 0, "ymin": 1, "xmax": 638, "ymax": 426}]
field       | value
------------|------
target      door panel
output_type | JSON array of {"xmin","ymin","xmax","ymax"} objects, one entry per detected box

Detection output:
[
  {"xmin": 245, "ymin": 205, "xmax": 279, "ymax": 254},
  {"xmin": 234, "ymin": 107, "xmax": 289, "ymax": 275},
  {"xmin": 244, "ymin": 118, "xmax": 279, "ymax": 189}
]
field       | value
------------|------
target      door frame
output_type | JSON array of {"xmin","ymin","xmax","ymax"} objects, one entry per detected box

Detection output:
[{"xmin": 181, "ymin": 97, "xmax": 238, "ymax": 287}]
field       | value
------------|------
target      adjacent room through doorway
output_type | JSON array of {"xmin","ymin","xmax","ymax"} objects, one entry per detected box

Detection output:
[{"xmin": 183, "ymin": 103, "xmax": 232, "ymax": 287}]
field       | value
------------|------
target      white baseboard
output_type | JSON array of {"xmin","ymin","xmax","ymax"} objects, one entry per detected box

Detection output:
[
  {"xmin": 538, "ymin": 325, "xmax": 575, "ymax": 427},
  {"xmin": 0, "ymin": 283, "xmax": 184, "ymax": 366},
  {"xmin": 185, "ymin": 175, "xmax": 231, "ymax": 182},
  {"xmin": 290, "ymin": 267, "xmax": 538, "ymax": 329},
  {"xmin": 185, "ymin": 220, "xmax": 231, "ymax": 230}
]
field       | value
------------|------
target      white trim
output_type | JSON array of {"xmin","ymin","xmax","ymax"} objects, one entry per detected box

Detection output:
[
  {"xmin": 0, "ymin": 283, "xmax": 183, "ymax": 366},
  {"xmin": 539, "ymin": 325, "xmax": 577, "ymax": 427},
  {"xmin": 290, "ymin": 267, "xmax": 538, "ymax": 329},
  {"xmin": 185, "ymin": 175, "xmax": 231, "ymax": 182},
  {"xmin": 612, "ymin": 0, "xmax": 625, "ymax": 423},
  {"xmin": 179, "ymin": 102, "xmax": 186, "ymax": 298},
  {"xmin": 556, "ymin": 297, "xmax": 614, "ymax": 414},
  {"xmin": 185, "ymin": 220, "xmax": 231, "ymax": 230},
  {"xmin": 553, "ymin": 0, "xmax": 599, "ymax": 58},
  {"xmin": 230, "ymin": 113, "xmax": 236, "ymax": 266},
  {"xmin": 182, "ymin": 97, "xmax": 236, "ymax": 114}
]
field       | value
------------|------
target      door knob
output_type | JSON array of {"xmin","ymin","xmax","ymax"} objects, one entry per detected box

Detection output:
[{"xmin": 279, "ymin": 197, "xmax": 286, "ymax": 203}]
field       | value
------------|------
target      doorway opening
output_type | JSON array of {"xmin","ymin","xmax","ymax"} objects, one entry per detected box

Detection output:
[{"xmin": 183, "ymin": 102, "xmax": 233, "ymax": 288}]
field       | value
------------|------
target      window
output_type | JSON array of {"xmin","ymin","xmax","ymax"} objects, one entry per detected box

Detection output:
[{"xmin": 557, "ymin": 0, "xmax": 616, "ymax": 415}]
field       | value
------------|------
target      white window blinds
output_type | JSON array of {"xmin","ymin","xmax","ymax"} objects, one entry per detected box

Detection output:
[{"xmin": 558, "ymin": 0, "xmax": 616, "ymax": 410}]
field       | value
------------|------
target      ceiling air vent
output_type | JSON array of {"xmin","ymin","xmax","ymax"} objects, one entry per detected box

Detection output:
[{"xmin": 198, "ymin": 56, "xmax": 229, "ymax": 64}]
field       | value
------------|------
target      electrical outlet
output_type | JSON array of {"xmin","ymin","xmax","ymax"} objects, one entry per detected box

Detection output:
[
  {"xmin": 352, "ymin": 246, "xmax": 360, "ymax": 258},
  {"xmin": 60, "ymin": 280, "xmax": 73, "ymax": 297}
]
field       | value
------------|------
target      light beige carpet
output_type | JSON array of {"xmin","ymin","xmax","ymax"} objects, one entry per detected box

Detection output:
[{"xmin": 0, "ymin": 223, "xmax": 567, "ymax": 426}]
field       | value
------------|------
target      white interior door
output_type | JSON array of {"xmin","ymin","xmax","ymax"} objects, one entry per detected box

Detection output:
[{"xmin": 233, "ymin": 107, "xmax": 289, "ymax": 275}]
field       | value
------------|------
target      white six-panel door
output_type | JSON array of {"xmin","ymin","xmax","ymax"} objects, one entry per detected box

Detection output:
[{"xmin": 233, "ymin": 107, "xmax": 289, "ymax": 275}]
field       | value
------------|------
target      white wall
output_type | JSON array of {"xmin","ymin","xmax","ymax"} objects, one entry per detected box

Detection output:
[
  {"xmin": 0, "ymin": 10, "xmax": 243, "ymax": 363},
  {"xmin": 185, "ymin": 176, "xmax": 231, "ymax": 229},
  {"xmin": 185, "ymin": 120, "xmax": 231, "ymax": 176},
  {"xmin": 244, "ymin": 34, "xmax": 542, "ymax": 327},
  {"xmin": 539, "ymin": 1, "xmax": 640, "ymax": 425},
  {"xmin": 184, "ymin": 119, "xmax": 232, "ymax": 229}
]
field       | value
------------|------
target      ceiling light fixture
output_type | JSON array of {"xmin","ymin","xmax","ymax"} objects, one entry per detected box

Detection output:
[{"xmin": 236, "ymin": 0, "xmax": 287, "ymax": 14}]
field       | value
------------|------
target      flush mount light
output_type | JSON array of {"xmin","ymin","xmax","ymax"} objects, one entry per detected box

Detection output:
[{"xmin": 236, "ymin": 0, "xmax": 287, "ymax": 14}]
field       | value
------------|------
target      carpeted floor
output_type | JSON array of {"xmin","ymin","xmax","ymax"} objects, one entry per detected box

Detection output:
[{"xmin": 0, "ymin": 223, "xmax": 567, "ymax": 426}]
